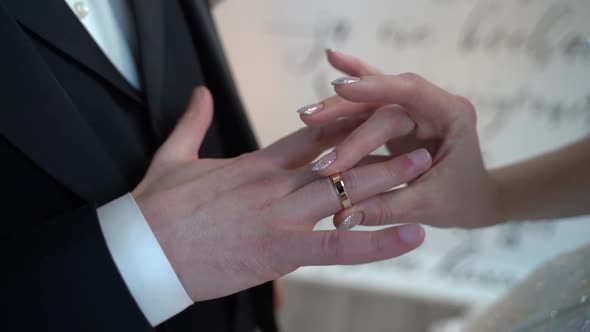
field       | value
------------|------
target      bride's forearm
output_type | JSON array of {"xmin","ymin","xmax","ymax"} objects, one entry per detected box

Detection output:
[{"xmin": 490, "ymin": 135, "xmax": 590, "ymax": 223}]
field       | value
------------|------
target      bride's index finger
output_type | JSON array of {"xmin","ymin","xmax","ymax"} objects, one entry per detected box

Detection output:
[
  {"xmin": 332, "ymin": 73, "xmax": 468, "ymax": 127},
  {"xmin": 298, "ymin": 94, "xmax": 379, "ymax": 127},
  {"xmin": 297, "ymin": 51, "xmax": 384, "ymax": 127}
]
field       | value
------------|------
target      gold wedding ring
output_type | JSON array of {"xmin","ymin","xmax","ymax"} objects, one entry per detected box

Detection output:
[{"xmin": 330, "ymin": 173, "xmax": 353, "ymax": 210}]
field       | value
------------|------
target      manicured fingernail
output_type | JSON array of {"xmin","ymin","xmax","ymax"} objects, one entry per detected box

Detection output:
[
  {"xmin": 407, "ymin": 149, "xmax": 431, "ymax": 167},
  {"xmin": 398, "ymin": 224, "xmax": 424, "ymax": 245},
  {"xmin": 297, "ymin": 103, "xmax": 324, "ymax": 115},
  {"xmin": 312, "ymin": 151, "xmax": 337, "ymax": 171},
  {"xmin": 338, "ymin": 212, "xmax": 363, "ymax": 230},
  {"xmin": 331, "ymin": 76, "xmax": 361, "ymax": 86}
]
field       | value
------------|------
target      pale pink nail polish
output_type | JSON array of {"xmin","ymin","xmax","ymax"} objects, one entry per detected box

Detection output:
[
  {"xmin": 407, "ymin": 149, "xmax": 431, "ymax": 167},
  {"xmin": 297, "ymin": 103, "xmax": 324, "ymax": 115},
  {"xmin": 331, "ymin": 76, "xmax": 361, "ymax": 86},
  {"xmin": 398, "ymin": 224, "xmax": 424, "ymax": 245},
  {"xmin": 312, "ymin": 151, "xmax": 337, "ymax": 172},
  {"xmin": 338, "ymin": 212, "xmax": 363, "ymax": 230}
]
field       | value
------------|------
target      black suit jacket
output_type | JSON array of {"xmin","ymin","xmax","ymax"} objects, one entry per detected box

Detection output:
[{"xmin": 0, "ymin": 0, "xmax": 277, "ymax": 331}]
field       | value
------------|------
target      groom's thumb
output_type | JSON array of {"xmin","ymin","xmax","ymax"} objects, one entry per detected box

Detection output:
[{"xmin": 156, "ymin": 86, "xmax": 214, "ymax": 162}]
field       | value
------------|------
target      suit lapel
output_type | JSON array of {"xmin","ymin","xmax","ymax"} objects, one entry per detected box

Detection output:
[
  {"xmin": 180, "ymin": 0, "xmax": 259, "ymax": 156},
  {"xmin": 2, "ymin": 0, "xmax": 142, "ymax": 104},
  {"xmin": 0, "ymin": 4, "xmax": 128, "ymax": 203},
  {"xmin": 129, "ymin": 0, "xmax": 167, "ymax": 140}
]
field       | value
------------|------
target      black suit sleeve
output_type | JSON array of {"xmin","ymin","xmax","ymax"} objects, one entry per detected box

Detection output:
[
  {"xmin": 0, "ymin": 3, "xmax": 155, "ymax": 329},
  {"xmin": 2, "ymin": 205, "xmax": 154, "ymax": 332}
]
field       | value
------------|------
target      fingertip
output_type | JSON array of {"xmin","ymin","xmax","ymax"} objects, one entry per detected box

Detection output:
[
  {"xmin": 187, "ymin": 86, "xmax": 208, "ymax": 110},
  {"xmin": 423, "ymin": 149, "xmax": 433, "ymax": 169},
  {"xmin": 332, "ymin": 82, "xmax": 364, "ymax": 103},
  {"xmin": 326, "ymin": 48, "xmax": 355, "ymax": 64},
  {"xmin": 332, "ymin": 217, "xmax": 339, "ymax": 229},
  {"xmin": 296, "ymin": 103, "xmax": 324, "ymax": 116},
  {"xmin": 298, "ymin": 112, "xmax": 309, "ymax": 123},
  {"xmin": 203, "ymin": 86, "xmax": 214, "ymax": 106},
  {"xmin": 184, "ymin": 85, "xmax": 214, "ymax": 132},
  {"xmin": 325, "ymin": 48, "xmax": 339, "ymax": 60},
  {"xmin": 407, "ymin": 148, "xmax": 433, "ymax": 172},
  {"xmin": 158, "ymin": 86, "xmax": 214, "ymax": 161},
  {"xmin": 298, "ymin": 113, "xmax": 323, "ymax": 128},
  {"xmin": 397, "ymin": 224, "xmax": 425, "ymax": 247}
]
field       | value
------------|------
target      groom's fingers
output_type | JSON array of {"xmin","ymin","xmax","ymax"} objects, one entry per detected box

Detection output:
[
  {"xmin": 285, "ymin": 224, "xmax": 424, "ymax": 266},
  {"xmin": 156, "ymin": 86, "xmax": 213, "ymax": 162}
]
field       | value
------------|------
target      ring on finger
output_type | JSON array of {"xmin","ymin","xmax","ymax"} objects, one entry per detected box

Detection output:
[{"xmin": 330, "ymin": 173, "xmax": 353, "ymax": 210}]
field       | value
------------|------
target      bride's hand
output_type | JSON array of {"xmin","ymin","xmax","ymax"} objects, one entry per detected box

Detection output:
[{"xmin": 298, "ymin": 50, "xmax": 501, "ymax": 229}]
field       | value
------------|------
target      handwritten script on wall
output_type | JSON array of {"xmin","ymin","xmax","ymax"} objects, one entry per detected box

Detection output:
[{"xmin": 272, "ymin": 0, "xmax": 590, "ymax": 145}]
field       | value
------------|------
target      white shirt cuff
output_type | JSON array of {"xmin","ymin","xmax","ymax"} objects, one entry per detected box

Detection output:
[{"xmin": 97, "ymin": 193, "xmax": 193, "ymax": 326}]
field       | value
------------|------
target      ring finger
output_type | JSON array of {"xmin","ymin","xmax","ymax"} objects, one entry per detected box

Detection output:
[
  {"xmin": 283, "ymin": 154, "xmax": 392, "ymax": 196},
  {"xmin": 279, "ymin": 148, "xmax": 432, "ymax": 224},
  {"xmin": 333, "ymin": 185, "xmax": 426, "ymax": 230}
]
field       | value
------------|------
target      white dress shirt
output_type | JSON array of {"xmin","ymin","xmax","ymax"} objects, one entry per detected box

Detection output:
[{"xmin": 63, "ymin": 0, "xmax": 193, "ymax": 326}]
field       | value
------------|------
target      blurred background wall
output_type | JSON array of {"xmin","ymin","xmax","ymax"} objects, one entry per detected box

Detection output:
[{"xmin": 212, "ymin": 1, "xmax": 590, "ymax": 330}]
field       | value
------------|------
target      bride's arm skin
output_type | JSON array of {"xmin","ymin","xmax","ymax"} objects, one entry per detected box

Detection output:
[
  {"xmin": 491, "ymin": 136, "xmax": 590, "ymax": 223},
  {"xmin": 298, "ymin": 49, "xmax": 590, "ymax": 229}
]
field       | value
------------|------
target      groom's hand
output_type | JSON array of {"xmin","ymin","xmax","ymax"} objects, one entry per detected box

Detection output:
[{"xmin": 132, "ymin": 86, "xmax": 430, "ymax": 302}]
